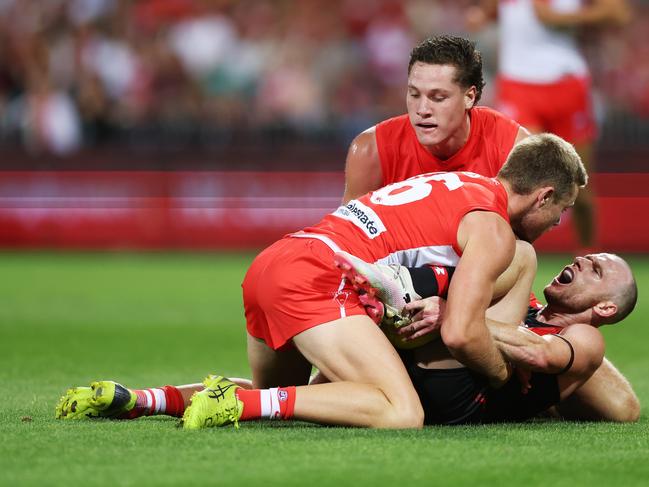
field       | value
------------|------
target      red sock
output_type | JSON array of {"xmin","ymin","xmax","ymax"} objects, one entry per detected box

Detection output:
[
  {"xmin": 236, "ymin": 387, "xmax": 296, "ymax": 421},
  {"xmin": 122, "ymin": 385, "xmax": 185, "ymax": 418},
  {"xmin": 426, "ymin": 264, "xmax": 451, "ymax": 297}
]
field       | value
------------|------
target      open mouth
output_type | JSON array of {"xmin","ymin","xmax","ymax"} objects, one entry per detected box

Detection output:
[
  {"xmin": 416, "ymin": 123, "xmax": 438, "ymax": 130},
  {"xmin": 555, "ymin": 266, "xmax": 574, "ymax": 285}
]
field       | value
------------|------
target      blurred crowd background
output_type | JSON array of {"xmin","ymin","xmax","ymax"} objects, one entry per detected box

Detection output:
[{"xmin": 0, "ymin": 0, "xmax": 648, "ymax": 169}]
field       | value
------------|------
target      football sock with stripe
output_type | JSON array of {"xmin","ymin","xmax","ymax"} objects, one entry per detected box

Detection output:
[
  {"xmin": 406, "ymin": 265, "xmax": 454, "ymax": 299},
  {"xmin": 121, "ymin": 385, "xmax": 185, "ymax": 418},
  {"xmin": 235, "ymin": 387, "xmax": 296, "ymax": 420}
]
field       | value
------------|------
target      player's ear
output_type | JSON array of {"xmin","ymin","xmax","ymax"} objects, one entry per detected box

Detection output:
[
  {"xmin": 464, "ymin": 86, "xmax": 477, "ymax": 109},
  {"xmin": 593, "ymin": 301, "xmax": 618, "ymax": 321},
  {"xmin": 537, "ymin": 187, "xmax": 554, "ymax": 207}
]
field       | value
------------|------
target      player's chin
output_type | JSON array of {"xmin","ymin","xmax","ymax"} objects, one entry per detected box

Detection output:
[
  {"xmin": 542, "ymin": 285, "xmax": 561, "ymax": 304},
  {"xmin": 414, "ymin": 128, "xmax": 444, "ymax": 146}
]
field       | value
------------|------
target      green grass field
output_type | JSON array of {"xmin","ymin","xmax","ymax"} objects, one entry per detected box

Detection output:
[{"xmin": 1, "ymin": 252, "xmax": 648, "ymax": 486}]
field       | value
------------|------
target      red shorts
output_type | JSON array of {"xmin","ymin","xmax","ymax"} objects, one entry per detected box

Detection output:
[
  {"xmin": 496, "ymin": 75, "xmax": 597, "ymax": 144},
  {"xmin": 242, "ymin": 236, "xmax": 367, "ymax": 351}
]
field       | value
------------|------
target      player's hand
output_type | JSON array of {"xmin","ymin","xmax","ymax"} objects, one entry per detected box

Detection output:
[{"xmin": 396, "ymin": 296, "xmax": 446, "ymax": 341}]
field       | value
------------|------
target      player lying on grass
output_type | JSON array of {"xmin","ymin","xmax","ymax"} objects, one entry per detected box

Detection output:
[
  {"xmin": 55, "ymin": 249, "xmax": 638, "ymax": 425},
  {"xmin": 334, "ymin": 250, "xmax": 639, "ymax": 423},
  {"xmin": 56, "ymin": 134, "xmax": 585, "ymax": 429}
]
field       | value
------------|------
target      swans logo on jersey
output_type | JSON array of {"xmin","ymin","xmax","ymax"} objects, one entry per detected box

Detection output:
[{"xmin": 333, "ymin": 200, "xmax": 386, "ymax": 239}]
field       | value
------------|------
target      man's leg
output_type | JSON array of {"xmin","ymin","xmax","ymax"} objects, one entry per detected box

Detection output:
[
  {"xmin": 56, "ymin": 378, "xmax": 253, "ymax": 420},
  {"xmin": 291, "ymin": 316, "xmax": 424, "ymax": 427},
  {"xmin": 56, "ymin": 380, "xmax": 194, "ymax": 420},
  {"xmin": 186, "ymin": 315, "xmax": 424, "ymax": 429},
  {"xmin": 556, "ymin": 357, "xmax": 640, "ymax": 422},
  {"xmin": 247, "ymin": 333, "xmax": 312, "ymax": 388}
]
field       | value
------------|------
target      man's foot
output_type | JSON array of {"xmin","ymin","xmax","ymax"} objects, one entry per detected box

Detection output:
[
  {"xmin": 334, "ymin": 251, "xmax": 421, "ymax": 328},
  {"xmin": 55, "ymin": 381, "xmax": 136, "ymax": 420},
  {"xmin": 180, "ymin": 375, "xmax": 242, "ymax": 430}
]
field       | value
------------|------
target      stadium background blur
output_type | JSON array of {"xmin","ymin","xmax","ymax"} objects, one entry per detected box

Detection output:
[
  {"xmin": 1, "ymin": 0, "xmax": 648, "ymax": 251},
  {"xmin": 3, "ymin": 5, "xmax": 649, "ymax": 484}
]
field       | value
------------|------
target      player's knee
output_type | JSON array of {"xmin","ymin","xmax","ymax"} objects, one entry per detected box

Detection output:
[
  {"xmin": 386, "ymin": 397, "xmax": 424, "ymax": 429},
  {"xmin": 387, "ymin": 390, "xmax": 424, "ymax": 429}
]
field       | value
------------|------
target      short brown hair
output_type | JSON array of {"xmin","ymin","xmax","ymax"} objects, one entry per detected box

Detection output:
[
  {"xmin": 408, "ymin": 35, "xmax": 485, "ymax": 104},
  {"xmin": 498, "ymin": 133, "xmax": 587, "ymax": 202}
]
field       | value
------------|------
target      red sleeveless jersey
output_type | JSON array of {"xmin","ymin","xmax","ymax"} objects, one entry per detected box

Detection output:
[
  {"xmin": 302, "ymin": 172, "xmax": 509, "ymax": 267},
  {"xmin": 525, "ymin": 308, "xmax": 564, "ymax": 336},
  {"xmin": 375, "ymin": 106, "xmax": 520, "ymax": 185}
]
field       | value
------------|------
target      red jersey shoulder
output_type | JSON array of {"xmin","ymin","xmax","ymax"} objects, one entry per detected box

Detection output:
[
  {"xmin": 375, "ymin": 115, "xmax": 414, "ymax": 184},
  {"xmin": 527, "ymin": 325, "xmax": 564, "ymax": 336},
  {"xmin": 470, "ymin": 106, "xmax": 520, "ymax": 161},
  {"xmin": 376, "ymin": 114, "xmax": 410, "ymax": 133}
]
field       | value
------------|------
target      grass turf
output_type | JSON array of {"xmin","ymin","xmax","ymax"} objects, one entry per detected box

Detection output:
[{"xmin": 1, "ymin": 252, "xmax": 648, "ymax": 486}]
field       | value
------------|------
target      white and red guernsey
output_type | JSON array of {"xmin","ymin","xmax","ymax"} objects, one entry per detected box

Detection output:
[
  {"xmin": 299, "ymin": 172, "xmax": 509, "ymax": 267},
  {"xmin": 499, "ymin": 0, "xmax": 588, "ymax": 84}
]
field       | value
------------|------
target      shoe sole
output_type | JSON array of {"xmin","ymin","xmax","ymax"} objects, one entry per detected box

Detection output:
[{"xmin": 334, "ymin": 252, "xmax": 409, "ymax": 327}]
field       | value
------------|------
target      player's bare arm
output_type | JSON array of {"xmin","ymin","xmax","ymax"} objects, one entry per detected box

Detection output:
[
  {"xmin": 465, "ymin": 0, "xmax": 498, "ymax": 31},
  {"xmin": 533, "ymin": 0, "xmax": 631, "ymax": 28},
  {"xmin": 489, "ymin": 320, "xmax": 605, "ymax": 398},
  {"xmin": 342, "ymin": 127, "xmax": 383, "ymax": 203},
  {"xmin": 556, "ymin": 357, "xmax": 640, "ymax": 422},
  {"xmin": 441, "ymin": 210, "xmax": 515, "ymax": 388}
]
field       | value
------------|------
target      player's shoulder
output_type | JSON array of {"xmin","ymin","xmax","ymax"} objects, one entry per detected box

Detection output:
[
  {"xmin": 560, "ymin": 323, "xmax": 605, "ymax": 368},
  {"xmin": 472, "ymin": 105, "xmax": 518, "ymax": 128},
  {"xmin": 350, "ymin": 125, "xmax": 377, "ymax": 146},
  {"xmin": 376, "ymin": 114, "xmax": 410, "ymax": 133},
  {"xmin": 560, "ymin": 322, "xmax": 604, "ymax": 343},
  {"xmin": 471, "ymin": 106, "xmax": 520, "ymax": 160},
  {"xmin": 345, "ymin": 126, "xmax": 380, "ymax": 181},
  {"xmin": 458, "ymin": 172, "xmax": 507, "ymax": 198}
]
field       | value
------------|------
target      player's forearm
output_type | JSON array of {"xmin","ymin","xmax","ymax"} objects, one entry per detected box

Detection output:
[
  {"xmin": 540, "ymin": 3, "xmax": 630, "ymax": 27},
  {"xmin": 487, "ymin": 319, "xmax": 562, "ymax": 373},
  {"xmin": 442, "ymin": 323, "xmax": 509, "ymax": 386}
]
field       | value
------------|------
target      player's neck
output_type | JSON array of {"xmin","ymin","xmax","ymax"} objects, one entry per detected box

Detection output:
[
  {"xmin": 537, "ymin": 306, "xmax": 589, "ymax": 327},
  {"xmin": 423, "ymin": 112, "xmax": 471, "ymax": 160},
  {"xmin": 498, "ymin": 179, "xmax": 532, "ymax": 221}
]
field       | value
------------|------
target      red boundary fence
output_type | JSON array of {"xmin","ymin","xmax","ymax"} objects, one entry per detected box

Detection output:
[{"xmin": 1, "ymin": 171, "xmax": 648, "ymax": 252}]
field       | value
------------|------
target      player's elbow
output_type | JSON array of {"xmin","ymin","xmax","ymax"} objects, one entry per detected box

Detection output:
[
  {"xmin": 441, "ymin": 325, "xmax": 483, "ymax": 356},
  {"xmin": 441, "ymin": 326, "xmax": 471, "ymax": 353}
]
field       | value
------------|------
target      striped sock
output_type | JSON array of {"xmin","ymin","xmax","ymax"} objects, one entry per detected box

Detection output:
[
  {"xmin": 124, "ymin": 385, "xmax": 185, "ymax": 418},
  {"xmin": 236, "ymin": 387, "xmax": 296, "ymax": 421}
]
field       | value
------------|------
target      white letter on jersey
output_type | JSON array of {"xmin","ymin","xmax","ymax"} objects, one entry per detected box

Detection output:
[{"xmin": 370, "ymin": 173, "xmax": 464, "ymax": 207}]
